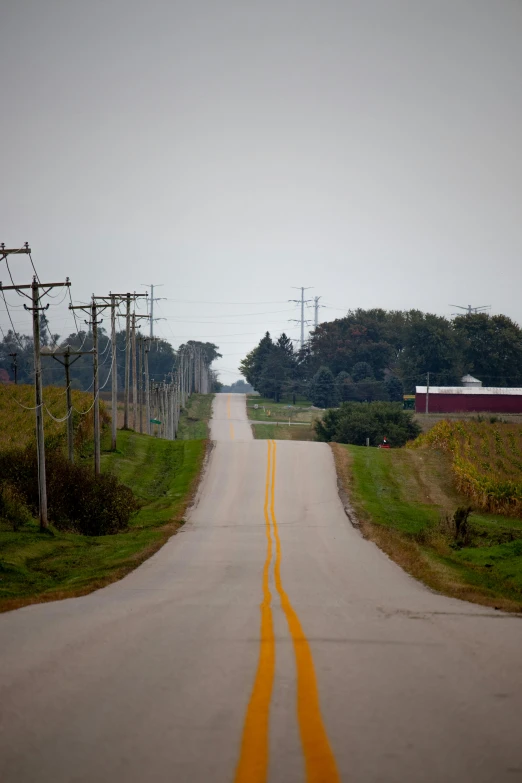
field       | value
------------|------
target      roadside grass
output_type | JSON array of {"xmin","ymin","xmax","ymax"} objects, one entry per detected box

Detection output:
[
  {"xmin": 0, "ymin": 431, "xmax": 207, "ymax": 612},
  {"xmin": 176, "ymin": 394, "xmax": 214, "ymax": 439},
  {"xmin": 252, "ymin": 423, "xmax": 316, "ymax": 441},
  {"xmin": 246, "ymin": 396, "xmax": 321, "ymax": 425},
  {"xmin": 333, "ymin": 443, "xmax": 522, "ymax": 612}
]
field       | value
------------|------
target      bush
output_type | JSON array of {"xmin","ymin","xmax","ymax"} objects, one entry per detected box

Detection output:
[
  {"xmin": 0, "ymin": 483, "xmax": 33, "ymax": 531},
  {"xmin": 0, "ymin": 446, "xmax": 140, "ymax": 535},
  {"xmin": 315, "ymin": 401, "xmax": 421, "ymax": 447}
]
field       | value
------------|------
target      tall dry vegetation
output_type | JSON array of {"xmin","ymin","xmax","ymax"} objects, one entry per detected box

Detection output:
[
  {"xmin": 0, "ymin": 384, "xmax": 108, "ymax": 450},
  {"xmin": 411, "ymin": 419, "xmax": 522, "ymax": 515}
]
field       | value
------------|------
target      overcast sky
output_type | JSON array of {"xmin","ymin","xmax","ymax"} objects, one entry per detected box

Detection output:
[{"xmin": 1, "ymin": 0, "xmax": 521, "ymax": 382}]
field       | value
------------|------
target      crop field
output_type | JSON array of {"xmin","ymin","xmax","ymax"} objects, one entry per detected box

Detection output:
[
  {"xmin": 0, "ymin": 384, "xmax": 106, "ymax": 450},
  {"xmin": 412, "ymin": 419, "xmax": 522, "ymax": 515}
]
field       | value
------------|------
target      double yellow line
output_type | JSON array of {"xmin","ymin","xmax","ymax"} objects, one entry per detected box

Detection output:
[{"xmin": 235, "ymin": 440, "xmax": 340, "ymax": 783}]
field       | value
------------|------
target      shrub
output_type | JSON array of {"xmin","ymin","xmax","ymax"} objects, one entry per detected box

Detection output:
[
  {"xmin": 0, "ymin": 483, "xmax": 33, "ymax": 531},
  {"xmin": 315, "ymin": 401, "xmax": 421, "ymax": 447},
  {"xmin": 0, "ymin": 446, "xmax": 140, "ymax": 535}
]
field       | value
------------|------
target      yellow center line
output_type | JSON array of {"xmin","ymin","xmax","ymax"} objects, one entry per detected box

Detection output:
[
  {"xmin": 234, "ymin": 439, "xmax": 276, "ymax": 783},
  {"xmin": 269, "ymin": 439, "xmax": 340, "ymax": 783},
  {"xmin": 235, "ymin": 441, "xmax": 340, "ymax": 782}
]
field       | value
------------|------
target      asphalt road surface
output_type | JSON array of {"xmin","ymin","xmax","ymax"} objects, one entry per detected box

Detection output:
[{"xmin": 1, "ymin": 393, "xmax": 522, "ymax": 782}]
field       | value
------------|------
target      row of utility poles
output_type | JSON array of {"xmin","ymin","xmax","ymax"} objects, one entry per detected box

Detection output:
[{"xmin": 0, "ymin": 244, "xmax": 212, "ymax": 530}]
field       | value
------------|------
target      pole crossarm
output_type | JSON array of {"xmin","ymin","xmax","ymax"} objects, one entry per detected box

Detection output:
[
  {"xmin": 0, "ymin": 281, "xmax": 70, "ymax": 291},
  {"xmin": 0, "ymin": 242, "xmax": 31, "ymax": 256}
]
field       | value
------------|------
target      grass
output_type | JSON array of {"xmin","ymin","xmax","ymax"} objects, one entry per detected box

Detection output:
[
  {"xmin": 333, "ymin": 443, "xmax": 522, "ymax": 612},
  {"xmin": 246, "ymin": 395, "xmax": 320, "ymax": 425},
  {"xmin": 0, "ymin": 431, "xmax": 207, "ymax": 612},
  {"xmin": 252, "ymin": 423, "xmax": 316, "ymax": 441},
  {"xmin": 176, "ymin": 393, "xmax": 214, "ymax": 439}
]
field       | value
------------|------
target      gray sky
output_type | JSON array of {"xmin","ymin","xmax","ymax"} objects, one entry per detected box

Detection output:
[{"xmin": 1, "ymin": 0, "xmax": 521, "ymax": 382}]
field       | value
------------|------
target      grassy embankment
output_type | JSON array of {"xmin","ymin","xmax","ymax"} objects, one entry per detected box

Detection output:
[
  {"xmin": 0, "ymin": 432, "xmax": 206, "ymax": 612},
  {"xmin": 334, "ymin": 425, "xmax": 522, "ymax": 611},
  {"xmin": 176, "ymin": 393, "xmax": 214, "ymax": 439},
  {"xmin": 246, "ymin": 395, "xmax": 320, "ymax": 441},
  {"xmin": 0, "ymin": 387, "xmax": 213, "ymax": 612}
]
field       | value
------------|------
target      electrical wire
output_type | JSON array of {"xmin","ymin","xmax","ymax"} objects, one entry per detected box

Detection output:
[{"xmin": 1, "ymin": 292, "xmax": 26, "ymax": 350}]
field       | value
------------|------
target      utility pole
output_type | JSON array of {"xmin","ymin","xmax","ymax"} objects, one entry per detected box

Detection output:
[
  {"xmin": 70, "ymin": 298, "xmax": 108, "ymax": 475},
  {"xmin": 425, "ymin": 372, "xmax": 430, "ymax": 415},
  {"xmin": 289, "ymin": 287, "xmax": 313, "ymax": 349},
  {"xmin": 45, "ymin": 347, "xmax": 94, "ymax": 462},
  {"xmin": 8, "ymin": 352, "xmax": 17, "ymax": 384},
  {"xmin": 124, "ymin": 293, "xmax": 131, "ymax": 429},
  {"xmin": 0, "ymin": 271, "xmax": 71, "ymax": 530},
  {"xmin": 144, "ymin": 338, "xmax": 151, "ymax": 435},
  {"xmin": 113, "ymin": 292, "xmax": 148, "ymax": 429},
  {"xmin": 132, "ymin": 311, "xmax": 138, "ymax": 431},
  {"xmin": 131, "ymin": 314, "xmax": 150, "ymax": 431},
  {"xmin": 110, "ymin": 294, "xmax": 118, "ymax": 450}
]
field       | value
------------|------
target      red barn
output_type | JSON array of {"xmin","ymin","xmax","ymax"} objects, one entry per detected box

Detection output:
[{"xmin": 416, "ymin": 378, "xmax": 522, "ymax": 414}]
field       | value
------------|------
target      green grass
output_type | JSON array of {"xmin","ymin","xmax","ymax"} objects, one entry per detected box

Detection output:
[
  {"xmin": 340, "ymin": 444, "xmax": 522, "ymax": 611},
  {"xmin": 252, "ymin": 423, "xmax": 316, "ymax": 441},
  {"xmin": 246, "ymin": 395, "xmax": 318, "ymax": 424},
  {"xmin": 176, "ymin": 394, "xmax": 214, "ymax": 439},
  {"xmin": 0, "ymin": 431, "xmax": 206, "ymax": 611}
]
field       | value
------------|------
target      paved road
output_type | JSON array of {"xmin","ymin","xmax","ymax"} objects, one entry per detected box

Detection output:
[{"xmin": 1, "ymin": 392, "xmax": 522, "ymax": 782}]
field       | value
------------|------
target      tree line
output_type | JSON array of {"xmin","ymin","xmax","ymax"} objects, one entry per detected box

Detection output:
[
  {"xmin": 0, "ymin": 317, "xmax": 221, "ymax": 393},
  {"xmin": 240, "ymin": 309, "xmax": 522, "ymax": 406}
]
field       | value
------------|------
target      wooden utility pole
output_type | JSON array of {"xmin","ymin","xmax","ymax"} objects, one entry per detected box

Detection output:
[
  {"xmin": 8, "ymin": 352, "xmax": 17, "ymax": 384},
  {"xmin": 144, "ymin": 339, "xmax": 151, "ymax": 435},
  {"xmin": 124, "ymin": 294, "xmax": 131, "ymax": 429},
  {"xmin": 111, "ymin": 292, "xmax": 148, "ymax": 430},
  {"xmin": 70, "ymin": 298, "xmax": 107, "ymax": 475},
  {"xmin": 44, "ymin": 347, "xmax": 94, "ymax": 462},
  {"xmin": 111, "ymin": 294, "xmax": 118, "ymax": 450},
  {"xmin": 0, "ymin": 272, "xmax": 71, "ymax": 530},
  {"xmin": 131, "ymin": 311, "xmax": 138, "ymax": 431},
  {"xmin": 32, "ymin": 279, "xmax": 48, "ymax": 526},
  {"xmin": 138, "ymin": 337, "xmax": 144, "ymax": 434}
]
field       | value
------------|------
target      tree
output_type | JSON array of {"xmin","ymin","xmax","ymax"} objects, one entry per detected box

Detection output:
[
  {"xmin": 335, "ymin": 371, "xmax": 352, "ymax": 402},
  {"xmin": 384, "ymin": 375, "xmax": 404, "ymax": 402},
  {"xmin": 398, "ymin": 311, "xmax": 466, "ymax": 392},
  {"xmin": 315, "ymin": 401, "xmax": 421, "ymax": 447},
  {"xmin": 239, "ymin": 332, "xmax": 274, "ymax": 390},
  {"xmin": 454, "ymin": 313, "xmax": 522, "ymax": 386},
  {"xmin": 310, "ymin": 366, "xmax": 337, "ymax": 408},
  {"xmin": 351, "ymin": 361, "xmax": 374, "ymax": 382}
]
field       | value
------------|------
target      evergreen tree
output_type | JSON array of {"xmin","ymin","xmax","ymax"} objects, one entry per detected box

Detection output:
[
  {"xmin": 384, "ymin": 375, "xmax": 404, "ymax": 402},
  {"xmin": 310, "ymin": 366, "xmax": 337, "ymax": 408}
]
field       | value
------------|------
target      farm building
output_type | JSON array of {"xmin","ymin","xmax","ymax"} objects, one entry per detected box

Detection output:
[{"xmin": 415, "ymin": 375, "xmax": 522, "ymax": 414}]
